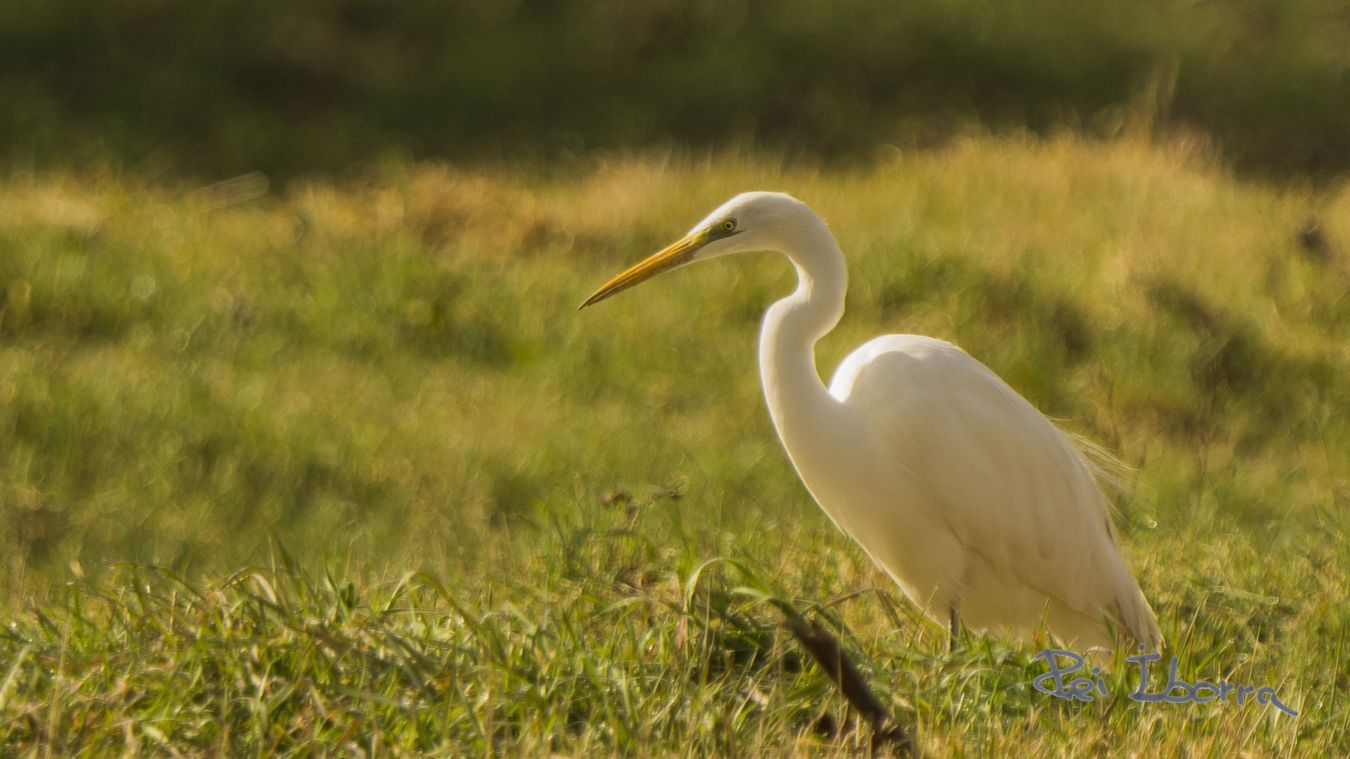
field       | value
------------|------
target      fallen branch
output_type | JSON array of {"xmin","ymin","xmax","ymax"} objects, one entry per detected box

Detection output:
[{"xmin": 775, "ymin": 603, "xmax": 916, "ymax": 756}]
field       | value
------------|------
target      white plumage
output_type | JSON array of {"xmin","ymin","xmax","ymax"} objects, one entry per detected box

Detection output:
[{"xmin": 583, "ymin": 191, "xmax": 1162, "ymax": 651}]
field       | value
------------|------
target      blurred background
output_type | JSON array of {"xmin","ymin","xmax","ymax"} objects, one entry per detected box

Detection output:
[
  {"xmin": 2, "ymin": 0, "xmax": 1347, "ymax": 179},
  {"xmin": 2, "ymin": 4, "xmax": 1348, "ymax": 751},
  {"xmin": 0, "ymin": 1, "xmax": 1346, "ymax": 588}
]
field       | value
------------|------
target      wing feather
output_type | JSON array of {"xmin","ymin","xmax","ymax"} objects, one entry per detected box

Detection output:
[{"xmin": 830, "ymin": 335, "xmax": 1161, "ymax": 647}]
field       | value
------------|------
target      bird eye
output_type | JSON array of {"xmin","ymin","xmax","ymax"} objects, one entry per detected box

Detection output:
[{"xmin": 720, "ymin": 219, "xmax": 737, "ymax": 233}]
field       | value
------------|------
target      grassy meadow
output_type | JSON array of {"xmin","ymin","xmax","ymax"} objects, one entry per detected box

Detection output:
[{"xmin": 0, "ymin": 134, "xmax": 1347, "ymax": 754}]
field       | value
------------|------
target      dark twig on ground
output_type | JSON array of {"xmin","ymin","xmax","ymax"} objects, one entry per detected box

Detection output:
[{"xmin": 775, "ymin": 604, "xmax": 916, "ymax": 756}]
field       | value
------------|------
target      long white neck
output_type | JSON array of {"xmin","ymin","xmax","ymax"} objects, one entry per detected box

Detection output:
[{"xmin": 758, "ymin": 218, "xmax": 851, "ymax": 471}]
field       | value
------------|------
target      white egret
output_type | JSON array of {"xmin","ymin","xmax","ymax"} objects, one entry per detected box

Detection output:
[{"xmin": 581, "ymin": 192, "xmax": 1162, "ymax": 651}]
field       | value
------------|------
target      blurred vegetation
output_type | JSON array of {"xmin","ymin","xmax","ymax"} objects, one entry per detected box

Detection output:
[
  {"xmin": 1, "ymin": 0, "xmax": 1347, "ymax": 178},
  {"xmin": 0, "ymin": 134, "xmax": 1345, "ymax": 587},
  {"xmin": 2, "ymin": 512, "xmax": 1343, "ymax": 755},
  {"xmin": 1, "ymin": 2, "xmax": 1345, "ymax": 750},
  {"xmin": 0, "ymin": 127, "xmax": 1346, "ymax": 753}
]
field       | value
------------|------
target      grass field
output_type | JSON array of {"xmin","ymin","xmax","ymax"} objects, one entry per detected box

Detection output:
[{"xmin": 0, "ymin": 133, "xmax": 1346, "ymax": 754}]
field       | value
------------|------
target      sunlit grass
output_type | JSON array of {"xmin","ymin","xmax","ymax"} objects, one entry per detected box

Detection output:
[{"xmin": 0, "ymin": 133, "xmax": 1346, "ymax": 754}]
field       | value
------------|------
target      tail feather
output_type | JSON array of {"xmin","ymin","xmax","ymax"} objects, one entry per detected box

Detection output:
[{"xmin": 1112, "ymin": 572, "xmax": 1164, "ymax": 649}]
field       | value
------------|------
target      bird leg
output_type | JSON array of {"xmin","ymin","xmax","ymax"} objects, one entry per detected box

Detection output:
[{"xmin": 948, "ymin": 604, "xmax": 961, "ymax": 653}]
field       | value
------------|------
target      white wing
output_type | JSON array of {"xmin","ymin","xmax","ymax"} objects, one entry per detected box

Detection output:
[{"xmin": 829, "ymin": 335, "xmax": 1161, "ymax": 649}]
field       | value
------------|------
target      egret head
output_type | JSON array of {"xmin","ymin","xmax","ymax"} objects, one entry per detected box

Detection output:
[{"xmin": 579, "ymin": 191, "xmax": 810, "ymax": 308}]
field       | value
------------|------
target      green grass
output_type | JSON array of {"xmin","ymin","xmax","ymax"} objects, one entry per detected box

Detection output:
[{"xmin": 0, "ymin": 134, "xmax": 1347, "ymax": 754}]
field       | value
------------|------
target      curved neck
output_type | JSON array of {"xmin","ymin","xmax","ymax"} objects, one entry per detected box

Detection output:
[{"xmin": 758, "ymin": 221, "xmax": 849, "ymax": 455}]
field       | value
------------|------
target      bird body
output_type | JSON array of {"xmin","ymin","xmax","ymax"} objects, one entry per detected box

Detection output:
[
  {"xmin": 583, "ymin": 191, "xmax": 1161, "ymax": 651},
  {"xmin": 822, "ymin": 335, "xmax": 1159, "ymax": 649}
]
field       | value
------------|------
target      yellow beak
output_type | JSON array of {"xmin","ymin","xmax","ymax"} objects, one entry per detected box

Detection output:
[{"xmin": 579, "ymin": 233, "xmax": 705, "ymax": 309}]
